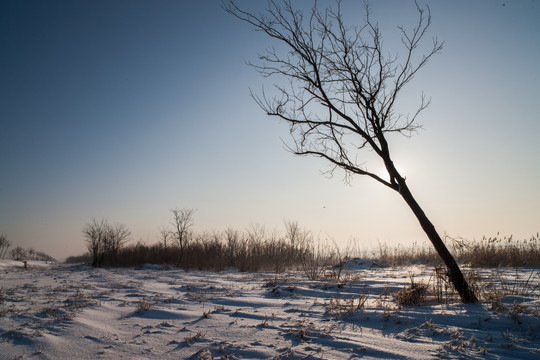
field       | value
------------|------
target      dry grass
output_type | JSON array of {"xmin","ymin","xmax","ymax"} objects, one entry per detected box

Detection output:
[
  {"xmin": 389, "ymin": 265, "xmax": 539, "ymax": 307},
  {"xmin": 371, "ymin": 233, "xmax": 540, "ymax": 268},
  {"xmin": 184, "ymin": 330, "xmax": 206, "ymax": 344},
  {"xmin": 393, "ymin": 273, "xmax": 430, "ymax": 306},
  {"xmin": 394, "ymin": 283, "xmax": 429, "ymax": 306},
  {"xmin": 83, "ymin": 226, "xmax": 314, "ymax": 271},
  {"xmin": 375, "ymin": 242, "xmax": 441, "ymax": 267},
  {"xmin": 67, "ymin": 230, "xmax": 539, "ymax": 279},
  {"xmin": 324, "ymin": 295, "xmax": 369, "ymax": 317},
  {"xmin": 454, "ymin": 233, "xmax": 540, "ymax": 267},
  {"xmin": 135, "ymin": 298, "xmax": 153, "ymax": 313}
]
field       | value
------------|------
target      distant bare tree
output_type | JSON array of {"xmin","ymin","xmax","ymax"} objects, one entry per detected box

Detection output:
[
  {"xmin": 83, "ymin": 218, "xmax": 130, "ymax": 267},
  {"xmin": 158, "ymin": 226, "xmax": 173, "ymax": 249},
  {"xmin": 0, "ymin": 234, "xmax": 11, "ymax": 259},
  {"xmin": 246, "ymin": 224, "xmax": 266, "ymax": 244},
  {"xmin": 103, "ymin": 222, "xmax": 131, "ymax": 265},
  {"xmin": 284, "ymin": 220, "xmax": 310, "ymax": 251},
  {"xmin": 83, "ymin": 218, "xmax": 108, "ymax": 267},
  {"xmin": 224, "ymin": 0, "xmax": 477, "ymax": 302},
  {"xmin": 224, "ymin": 227, "xmax": 242, "ymax": 264},
  {"xmin": 10, "ymin": 246, "xmax": 27, "ymax": 261},
  {"xmin": 170, "ymin": 208, "xmax": 196, "ymax": 266}
]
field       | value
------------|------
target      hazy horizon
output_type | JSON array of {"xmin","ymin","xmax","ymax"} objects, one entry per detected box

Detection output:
[{"xmin": 1, "ymin": 0, "xmax": 539, "ymax": 261}]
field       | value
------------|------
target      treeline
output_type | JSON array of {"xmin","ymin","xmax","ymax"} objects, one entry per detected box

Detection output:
[
  {"xmin": 0, "ymin": 234, "xmax": 10, "ymax": 259},
  {"xmin": 100, "ymin": 228, "xmax": 312, "ymax": 271},
  {"xmin": 11, "ymin": 247, "xmax": 57, "ymax": 262},
  {"xmin": 73, "ymin": 209, "xmax": 352, "ymax": 270},
  {"xmin": 82, "ymin": 218, "xmax": 131, "ymax": 267},
  {"xmin": 0, "ymin": 234, "xmax": 57, "ymax": 262},
  {"xmin": 77, "ymin": 209, "xmax": 320, "ymax": 271},
  {"xmin": 75, "ymin": 211, "xmax": 540, "ymax": 270}
]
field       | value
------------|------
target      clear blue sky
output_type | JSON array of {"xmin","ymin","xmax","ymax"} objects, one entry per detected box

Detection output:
[{"xmin": 1, "ymin": 0, "xmax": 539, "ymax": 261}]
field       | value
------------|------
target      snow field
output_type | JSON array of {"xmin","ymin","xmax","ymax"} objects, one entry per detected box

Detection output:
[{"xmin": 0, "ymin": 261, "xmax": 539, "ymax": 359}]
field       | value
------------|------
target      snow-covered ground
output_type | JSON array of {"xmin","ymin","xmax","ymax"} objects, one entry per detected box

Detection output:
[{"xmin": 1, "ymin": 260, "xmax": 539, "ymax": 359}]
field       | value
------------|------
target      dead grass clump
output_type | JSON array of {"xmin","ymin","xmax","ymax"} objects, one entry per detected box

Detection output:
[
  {"xmin": 394, "ymin": 283, "xmax": 428, "ymax": 306},
  {"xmin": 394, "ymin": 275, "xmax": 429, "ymax": 306},
  {"xmin": 38, "ymin": 306, "xmax": 76, "ymax": 322},
  {"xmin": 439, "ymin": 330, "xmax": 483, "ymax": 358},
  {"xmin": 324, "ymin": 295, "xmax": 368, "ymax": 317},
  {"xmin": 135, "ymin": 298, "xmax": 153, "ymax": 313},
  {"xmin": 202, "ymin": 306, "xmax": 225, "ymax": 319},
  {"xmin": 184, "ymin": 330, "xmax": 206, "ymax": 344},
  {"xmin": 284, "ymin": 319, "xmax": 317, "ymax": 341}
]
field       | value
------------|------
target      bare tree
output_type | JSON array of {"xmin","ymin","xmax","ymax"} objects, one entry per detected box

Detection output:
[
  {"xmin": 170, "ymin": 208, "xmax": 196, "ymax": 266},
  {"xmin": 224, "ymin": 0, "xmax": 477, "ymax": 302},
  {"xmin": 284, "ymin": 220, "xmax": 310, "ymax": 251},
  {"xmin": 103, "ymin": 222, "xmax": 131, "ymax": 265},
  {"xmin": 246, "ymin": 223, "xmax": 266, "ymax": 244},
  {"xmin": 0, "ymin": 234, "xmax": 11, "ymax": 259},
  {"xmin": 224, "ymin": 227, "xmax": 242, "ymax": 265},
  {"xmin": 10, "ymin": 246, "xmax": 27, "ymax": 261},
  {"xmin": 83, "ymin": 218, "xmax": 108, "ymax": 267},
  {"xmin": 158, "ymin": 226, "xmax": 173, "ymax": 249},
  {"xmin": 83, "ymin": 218, "xmax": 130, "ymax": 267}
]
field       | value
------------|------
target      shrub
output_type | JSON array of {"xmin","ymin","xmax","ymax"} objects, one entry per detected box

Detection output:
[
  {"xmin": 65, "ymin": 253, "xmax": 92, "ymax": 264},
  {"xmin": 393, "ymin": 274, "xmax": 429, "ymax": 306}
]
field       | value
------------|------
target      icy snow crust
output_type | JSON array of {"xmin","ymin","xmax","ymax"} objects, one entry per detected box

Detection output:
[{"xmin": 1, "ymin": 261, "xmax": 539, "ymax": 359}]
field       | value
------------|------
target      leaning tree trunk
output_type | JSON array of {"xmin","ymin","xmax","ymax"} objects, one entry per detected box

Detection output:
[{"xmin": 395, "ymin": 176, "xmax": 478, "ymax": 303}]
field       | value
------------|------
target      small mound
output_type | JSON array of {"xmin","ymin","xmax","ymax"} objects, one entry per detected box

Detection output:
[
  {"xmin": 135, "ymin": 308, "xmax": 195, "ymax": 321},
  {"xmin": 335, "ymin": 258, "xmax": 385, "ymax": 271}
]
